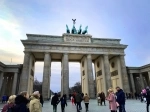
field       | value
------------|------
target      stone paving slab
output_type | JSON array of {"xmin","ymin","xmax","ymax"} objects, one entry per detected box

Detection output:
[{"xmin": 0, "ymin": 99, "xmax": 147, "ymax": 112}]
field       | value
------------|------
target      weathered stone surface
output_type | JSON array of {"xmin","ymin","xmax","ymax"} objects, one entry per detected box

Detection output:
[
  {"xmin": 12, "ymin": 72, "xmax": 18, "ymax": 94},
  {"xmin": 139, "ymin": 73, "xmax": 144, "ymax": 89},
  {"xmin": 24, "ymin": 44, "xmax": 125, "ymax": 55},
  {"xmin": 129, "ymin": 73, "xmax": 135, "ymax": 93},
  {"xmin": 1, "ymin": 76, "xmax": 7, "ymax": 96},
  {"xmin": 0, "ymin": 72, "xmax": 3, "ymax": 94},
  {"xmin": 103, "ymin": 54, "xmax": 111, "ymax": 94},
  {"xmin": 61, "ymin": 53, "xmax": 69, "ymax": 98},
  {"xmin": 19, "ymin": 52, "xmax": 31, "ymax": 92},
  {"xmin": 87, "ymin": 54, "xmax": 95, "ymax": 98},
  {"xmin": 63, "ymin": 33, "xmax": 91, "ymax": 43},
  {"xmin": 120, "ymin": 55, "xmax": 130, "ymax": 92},
  {"xmin": 42, "ymin": 53, "xmax": 51, "ymax": 100}
]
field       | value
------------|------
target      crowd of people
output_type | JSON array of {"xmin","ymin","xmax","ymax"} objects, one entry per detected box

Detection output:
[
  {"xmin": 51, "ymin": 92, "xmax": 90, "ymax": 112},
  {"xmin": 1, "ymin": 86, "xmax": 150, "ymax": 112},
  {"xmin": 51, "ymin": 86, "xmax": 126, "ymax": 112},
  {"xmin": 1, "ymin": 91, "xmax": 43, "ymax": 112}
]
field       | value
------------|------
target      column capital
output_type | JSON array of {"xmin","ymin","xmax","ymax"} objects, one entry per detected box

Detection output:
[
  {"xmin": 87, "ymin": 54, "xmax": 92, "ymax": 58},
  {"xmin": 44, "ymin": 52, "xmax": 50, "ymax": 54},
  {"xmin": 119, "ymin": 54, "xmax": 126, "ymax": 57},
  {"xmin": 23, "ymin": 51, "xmax": 31, "ymax": 54},
  {"xmin": 63, "ymin": 53, "xmax": 68, "ymax": 55},
  {"xmin": 103, "ymin": 54, "xmax": 109, "ymax": 56},
  {"xmin": 14, "ymin": 72, "xmax": 18, "ymax": 74}
]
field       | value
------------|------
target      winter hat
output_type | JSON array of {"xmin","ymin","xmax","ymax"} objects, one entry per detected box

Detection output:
[
  {"xmin": 146, "ymin": 86, "xmax": 150, "ymax": 90},
  {"xmin": 33, "ymin": 91, "xmax": 40, "ymax": 95}
]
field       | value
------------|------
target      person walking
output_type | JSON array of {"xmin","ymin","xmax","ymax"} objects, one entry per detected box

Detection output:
[
  {"xmin": 83, "ymin": 93, "xmax": 90, "ymax": 112},
  {"xmin": 2, "ymin": 95, "xmax": 16, "ymax": 112},
  {"xmin": 97, "ymin": 93, "xmax": 101, "ymax": 106},
  {"xmin": 71, "ymin": 96, "xmax": 74, "ymax": 105},
  {"xmin": 39, "ymin": 94, "xmax": 44, "ymax": 107},
  {"xmin": 14, "ymin": 91, "xmax": 30, "ymax": 112},
  {"xmin": 106, "ymin": 88, "xmax": 117, "ymax": 112},
  {"xmin": 146, "ymin": 87, "xmax": 150, "ymax": 112},
  {"xmin": 73, "ymin": 93, "xmax": 76, "ymax": 105},
  {"xmin": 51, "ymin": 93, "xmax": 59, "ymax": 112},
  {"xmin": 29, "ymin": 91, "xmax": 42, "ymax": 112},
  {"xmin": 100, "ymin": 92, "xmax": 106, "ymax": 106},
  {"xmin": 116, "ymin": 86, "xmax": 126, "ymax": 112},
  {"xmin": 59, "ymin": 94, "xmax": 67, "ymax": 112},
  {"xmin": 75, "ymin": 92, "xmax": 82, "ymax": 112}
]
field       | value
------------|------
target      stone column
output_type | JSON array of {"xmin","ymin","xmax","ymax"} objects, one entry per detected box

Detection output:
[
  {"xmin": 19, "ymin": 52, "xmax": 31, "ymax": 92},
  {"xmin": 1, "ymin": 76, "xmax": 7, "ymax": 95},
  {"xmin": 61, "ymin": 53, "xmax": 69, "ymax": 98},
  {"xmin": 120, "ymin": 55, "xmax": 130, "ymax": 92},
  {"xmin": 12, "ymin": 72, "xmax": 18, "ymax": 94},
  {"xmin": 42, "ymin": 52, "xmax": 51, "ymax": 100},
  {"xmin": 103, "ymin": 54, "xmax": 111, "ymax": 93},
  {"xmin": 129, "ymin": 73, "xmax": 135, "ymax": 93},
  {"xmin": 0, "ymin": 72, "xmax": 4, "ymax": 93},
  {"xmin": 139, "ymin": 73, "xmax": 144, "ymax": 89},
  {"xmin": 86, "ymin": 54, "xmax": 95, "ymax": 98},
  {"xmin": 148, "ymin": 72, "xmax": 150, "ymax": 85},
  {"xmin": 7, "ymin": 76, "xmax": 12, "ymax": 95}
]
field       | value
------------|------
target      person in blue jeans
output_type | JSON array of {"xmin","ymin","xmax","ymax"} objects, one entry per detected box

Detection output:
[{"xmin": 116, "ymin": 86, "xmax": 126, "ymax": 112}]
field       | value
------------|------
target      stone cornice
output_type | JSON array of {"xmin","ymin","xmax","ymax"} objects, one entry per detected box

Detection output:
[
  {"xmin": 25, "ymin": 34, "xmax": 122, "ymax": 45},
  {"xmin": 21, "ymin": 40, "xmax": 127, "ymax": 49}
]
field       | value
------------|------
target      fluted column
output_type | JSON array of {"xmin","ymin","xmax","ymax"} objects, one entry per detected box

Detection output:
[
  {"xmin": 87, "ymin": 54, "xmax": 95, "ymax": 98},
  {"xmin": 139, "ymin": 73, "xmax": 144, "ymax": 89},
  {"xmin": 0, "ymin": 72, "xmax": 4, "ymax": 94},
  {"xmin": 148, "ymin": 72, "xmax": 150, "ymax": 85},
  {"xmin": 120, "ymin": 55, "xmax": 130, "ymax": 92},
  {"xmin": 103, "ymin": 54, "xmax": 111, "ymax": 93},
  {"xmin": 1, "ymin": 76, "xmax": 7, "ymax": 95},
  {"xmin": 61, "ymin": 53, "xmax": 69, "ymax": 98},
  {"xmin": 19, "ymin": 52, "xmax": 31, "ymax": 92},
  {"xmin": 129, "ymin": 73, "xmax": 135, "ymax": 93},
  {"xmin": 12, "ymin": 72, "xmax": 18, "ymax": 94},
  {"xmin": 42, "ymin": 52, "xmax": 51, "ymax": 100}
]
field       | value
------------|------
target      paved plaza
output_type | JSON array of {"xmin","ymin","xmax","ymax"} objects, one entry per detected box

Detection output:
[{"xmin": 0, "ymin": 99, "xmax": 147, "ymax": 112}]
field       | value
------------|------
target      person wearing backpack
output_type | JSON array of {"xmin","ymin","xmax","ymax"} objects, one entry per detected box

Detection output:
[
  {"xmin": 2, "ymin": 95, "xmax": 16, "ymax": 112},
  {"xmin": 146, "ymin": 87, "xmax": 150, "ymax": 112},
  {"xmin": 83, "ymin": 93, "xmax": 90, "ymax": 112},
  {"xmin": 59, "ymin": 94, "xmax": 67, "ymax": 112}
]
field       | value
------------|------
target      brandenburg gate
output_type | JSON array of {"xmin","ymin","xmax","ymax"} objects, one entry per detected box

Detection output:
[{"xmin": 19, "ymin": 32, "xmax": 130, "ymax": 99}]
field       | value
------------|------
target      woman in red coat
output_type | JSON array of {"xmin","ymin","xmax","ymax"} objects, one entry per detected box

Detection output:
[
  {"xmin": 106, "ymin": 88, "xmax": 117, "ymax": 112},
  {"xmin": 2, "ymin": 95, "xmax": 16, "ymax": 112}
]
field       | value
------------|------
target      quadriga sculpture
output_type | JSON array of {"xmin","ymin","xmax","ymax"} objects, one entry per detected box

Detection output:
[
  {"xmin": 78, "ymin": 25, "xmax": 82, "ymax": 34},
  {"xmin": 66, "ymin": 25, "xmax": 70, "ymax": 33},
  {"xmin": 82, "ymin": 26, "xmax": 88, "ymax": 34}
]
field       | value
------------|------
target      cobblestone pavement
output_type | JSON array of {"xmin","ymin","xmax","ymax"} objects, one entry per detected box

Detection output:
[{"xmin": 0, "ymin": 99, "xmax": 147, "ymax": 112}]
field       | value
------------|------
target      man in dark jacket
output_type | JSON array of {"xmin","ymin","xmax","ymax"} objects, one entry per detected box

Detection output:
[
  {"xmin": 14, "ymin": 91, "xmax": 30, "ymax": 112},
  {"xmin": 51, "ymin": 93, "xmax": 59, "ymax": 112},
  {"xmin": 100, "ymin": 92, "xmax": 106, "ymax": 105},
  {"xmin": 58, "ymin": 94, "xmax": 67, "ymax": 112},
  {"xmin": 40, "ymin": 94, "xmax": 44, "ymax": 107},
  {"xmin": 116, "ymin": 87, "xmax": 126, "ymax": 112},
  {"xmin": 146, "ymin": 87, "xmax": 150, "ymax": 112},
  {"xmin": 75, "ymin": 92, "xmax": 82, "ymax": 112}
]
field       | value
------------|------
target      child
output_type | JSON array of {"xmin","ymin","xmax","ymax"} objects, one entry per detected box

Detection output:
[{"xmin": 71, "ymin": 96, "xmax": 74, "ymax": 105}]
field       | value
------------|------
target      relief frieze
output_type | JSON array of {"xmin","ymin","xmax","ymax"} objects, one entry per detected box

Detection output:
[
  {"xmin": 64, "ymin": 35, "xmax": 91, "ymax": 43},
  {"xmin": 26, "ymin": 45, "xmax": 124, "ymax": 54}
]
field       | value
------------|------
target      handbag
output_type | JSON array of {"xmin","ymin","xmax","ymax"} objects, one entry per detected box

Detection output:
[{"xmin": 116, "ymin": 102, "xmax": 119, "ymax": 107}]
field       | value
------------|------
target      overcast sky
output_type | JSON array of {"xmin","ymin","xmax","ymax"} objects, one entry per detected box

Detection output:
[{"xmin": 0, "ymin": 0, "xmax": 150, "ymax": 92}]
